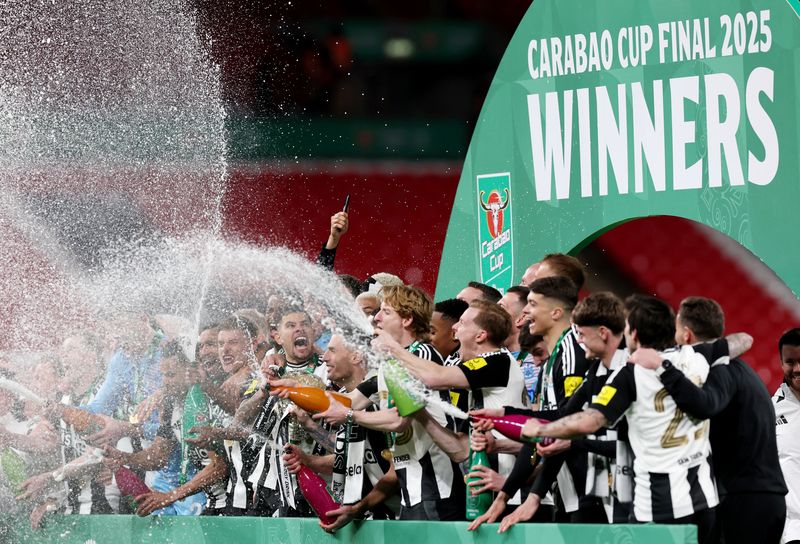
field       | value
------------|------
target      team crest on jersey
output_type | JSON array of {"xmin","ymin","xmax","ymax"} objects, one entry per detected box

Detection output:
[{"xmin": 477, "ymin": 173, "xmax": 514, "ymax": 291}]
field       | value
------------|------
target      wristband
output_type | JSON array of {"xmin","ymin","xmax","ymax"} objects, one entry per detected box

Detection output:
[{"xmin": 345, "ymin": 409, "xmax": 355, "ymax": 425}]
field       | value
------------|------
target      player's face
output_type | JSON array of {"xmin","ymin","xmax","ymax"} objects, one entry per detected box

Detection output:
[
  {"xmin": 456, "ymin": 286, "xmax": 484, "ymax": 304},
  {"xmin": 576, "ymin": 325, "xmax": 605, "ymax": 359},
  {"xmin": 374, "ymin": 302, "xmax": 406, "ymax": 342},
  {"xmin": 499, "ymin": 293, "xmax": 525, "ymax": 327},
  {"xmin": 524, "ymin": 292, "xmax": 555, "ymax": 335},
  {"xmin": 624, "ymin": 319, "xmax": 639, "ymax": 353},
  {"xmin": 322, "ymin": 334, "xmax": 355, "ymax": 383},
  {"xmin": 530, "ymin": 340, "xmax": 549, "ymax": 366},
  {"xmin": 357, "ymin": 297, "xmax": 379, "ymax": 317},
  {"xmin": 278, "ymin": 312, "xmax": 314, "ymax": 363},
  {"xmin": 218, "ymin": 329, "xmax": 250, "ymax": 374},
  {"xmin": 674, "ymin": 315, "xmax": 689, "ymax": 346},
  {"xmin": 58, "ymin": 336, "xmax": 97, "ymax": 394},
  {"xmin": 781, "ymin": 344, "xmax": 800, "ymax": 393},
  {"xmin": 453, "ymin": 307, "xmax": 482, "ymax": 349},
  {"xmin": 197, "ymin": 329, "xmax": 219, "ymax": 365},
  {"xmin": 533, "ymin": 261, "xmax": 557, "ymax": 281},
  {"xmin": 430, "ymin": 312, "xmax": 457, "ymax": 359},
  {"xmin": 160, "ymin": 356, "xmax": 192, "ymax": 396}
]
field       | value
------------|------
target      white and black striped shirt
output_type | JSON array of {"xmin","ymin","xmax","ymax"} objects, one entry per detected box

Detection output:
[
  {"xmin": 591, "ymin": 344, "xmax": 724, "ymax": 522},
  {"xmin": 458, "ymin": 349, "xmax": 527, "ymax": 503},
  {"xmin": 59, "ymin": 388, "xmax": 123, "ymax": 515},
  {"xmin": 366, "ymin": 342, "xmax": 464, "ymax": 509}
]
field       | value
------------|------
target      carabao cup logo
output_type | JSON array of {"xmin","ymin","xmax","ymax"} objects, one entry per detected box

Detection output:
[
  {"xmin": 476, "ymin": 173, "xmax": 513, "ymax": 290},
  {"xmin": 479, "ymin": 188, "xmax": 509, "ymax": 239}
]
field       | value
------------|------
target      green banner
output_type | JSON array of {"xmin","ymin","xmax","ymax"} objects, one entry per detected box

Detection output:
[
  {"xmin": 9, "ymin": 515, "xmax": 697, "ymax": 544},
  {"xmin": 437, "ymin": 0, "xmax": 800, "ymax": 298}
]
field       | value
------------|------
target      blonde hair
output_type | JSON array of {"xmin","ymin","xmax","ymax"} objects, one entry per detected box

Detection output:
[{"xmin": 381, "ymin": 285, "xmax": 433, "ymax": 342}]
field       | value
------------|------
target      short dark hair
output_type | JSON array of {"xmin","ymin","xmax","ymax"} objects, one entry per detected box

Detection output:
[
  {"xmin": 434, "ymin": 298, "xmax": 469, "ymax": 323},
  {"xmin": 467, "ymin": 281, "xmax": 502, "ymax": 303},
  {"xmin": 541, "ymin": 253, "xmax": 586, "ymax": 289},
  {"xmin": 199, "ymin": 321, "xmax": 220, "ymax": 334},
  {"xmin": 506, "ymin": 285, "xmax": 530, "ymax": 306},
  {"xmin": 625, "ymin": 295, "xmax": 676, "ymax": 351},
  {"xmin": 519, "ymin": 327, "xmax": 545, "ymax": 354},
  {"xmin": 218, "ymin": 315, "xmax": 259, "ymax": 341},
  {"xmin": 779, "ymin": 328, "xmax": 800, "ymax": 356},
  {"xmin": 338, "ymin": 274, "xmax": 363, "ymax": 298},
  {"xmin": 273, "ymin": 306, "xmax": 310, "ymax": 328},
  {"xmin": 161, "ymin": 339, "xmax": 193, "ymax": 365},
  {"xmin": 678, "ymin": 297, "xmax": 724, "ymax": 341},
  {"xmin": 528, "ymin": 276, "xmax": 578, "ymax": 311},
  {"xmin": 572, "ymin": 292, "xmax": 625, "ymax": 335},
  {"xmin": 470, "ymin": 300, "xmax": 513, "ymax": 346}
]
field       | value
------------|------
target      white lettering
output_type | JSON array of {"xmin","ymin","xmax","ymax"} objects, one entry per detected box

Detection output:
[
  {"xmin": 670, "ymin": 76, "xmax": 703, "ymax": 190},
  {"xmin": 596, "ymin": 84, "xmax": 629, "ymax": 195},
  {"xmin": 705, "ymin": 72, "xmax": 744, "ymax": 187},
  {"xmin": 631, "ymin": 80, "xmax": 666, "ymax": 193},
  {"xmin": 746, "ymin": 67, "xmax": 778, "ymax": 185},
  {"xmin": 528, "ymin": 91, "xmax": 574, "ymax": 201}
]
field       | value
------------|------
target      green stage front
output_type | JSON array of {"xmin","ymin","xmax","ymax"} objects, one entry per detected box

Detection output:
[{"xmin": 9, "ymin": 516, "xmax": 697, "ymax": 543}]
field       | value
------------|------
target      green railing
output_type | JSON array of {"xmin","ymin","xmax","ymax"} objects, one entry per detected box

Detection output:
[{"xmin": 8, "ymin": 515, "xmax": 697, "ymax": 544}]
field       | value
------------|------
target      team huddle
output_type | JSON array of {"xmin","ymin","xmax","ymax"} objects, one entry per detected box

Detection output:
[{"xmin": 0, "ymin": 217, "xmax": 798, "ymax": 544}]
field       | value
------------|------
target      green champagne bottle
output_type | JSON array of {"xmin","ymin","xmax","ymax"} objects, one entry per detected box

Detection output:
[
  {"xmin": 1, "ymin": 447, "xmax": 27, "ymax": 495},
  {"xmin": 465, "ymin": 447, "xmax": 494, "ymax": 520},
  {"xmin": 182, "ymin": 383, "xmax": 208, "ymax": 441},
  {"xmin": 383, "ymin": 358, "xmax": 427, "ymax": 416}
]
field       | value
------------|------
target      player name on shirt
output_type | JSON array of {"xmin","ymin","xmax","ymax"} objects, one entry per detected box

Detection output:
[{"xmin": 590, "ymin": 343, "xmax": 726, "ymax": 522}]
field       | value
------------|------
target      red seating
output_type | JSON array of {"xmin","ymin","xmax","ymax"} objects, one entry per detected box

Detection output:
[{"xmin": 595, "ymin": 215, "xmax": 795, "ymax": 393}]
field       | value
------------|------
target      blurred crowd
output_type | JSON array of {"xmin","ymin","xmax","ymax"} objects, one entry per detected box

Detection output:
[{"xmin": 0, "ymin": 210, "xmax": 798, "ymax": 544}]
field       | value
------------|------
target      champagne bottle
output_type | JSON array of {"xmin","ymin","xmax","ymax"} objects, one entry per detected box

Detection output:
[
  {"xmin": 0, "ymin": 447, "xmax": 27, "ymax": 495},
  {"xmin": 277, "ymin": 386, "xmax": 352, "ymax": 414},
  {"xmin": 115, "ymin": 466, "xmax": 151, "ymax": 498},
  {"xmin": 297, "ymin": 464, "xmax": 340, "ymax": 525},
  {"xmin": 183, "ymin": 383, "xmax": 208, "ymax": 441},
  {"xmin": 465, "ymin": 446, "xmax": 493, "ymax": 520},
  {"xmin": 472, "ymin": 414, "xmax": 555, "ymax": 445},
  {"xmin": 382, "ymin": 358, "xmax": 427, "ymax": 416}
]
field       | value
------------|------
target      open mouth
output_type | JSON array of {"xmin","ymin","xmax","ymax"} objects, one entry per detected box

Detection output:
[{"xmin": 293, "ymin": 336, "xmax": 309, "ymax": 348}]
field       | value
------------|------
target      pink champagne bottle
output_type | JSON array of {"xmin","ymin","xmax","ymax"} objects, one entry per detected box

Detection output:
[
  {"xmin": 115, "ymin": 466, "xmax": 151, "ymax": 498},
  {"xmin": 297, "ymin": 465, "xmax": 340, "ymax": 525},
  {"xmin": 473, "ymin": 414, "xmax": 555, "ymax": 446}
]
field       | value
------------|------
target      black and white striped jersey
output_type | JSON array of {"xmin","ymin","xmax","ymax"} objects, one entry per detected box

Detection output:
[
  {"xmin": 458, "ymin": 349, "xmax": 528, "ymax": 503},
  {"xmin": 537, "ymin": 326, "xmax": 592, "ymax": 512},
  {"xmin": 538, "ymin": 326, "xmax": 592, "ymax": 412},
  {"xmin": 373, "ymin": 342, "xmax": 465, "ymax": 509},
  {"xmin": 59, "ymin": 388, "xmax": 122, "ymax": 515},
  {"xmin": 591, "ymin": 344, "xmax": 725, "ymax": 522},
  {"xmin": 238, "ymin": 360, "xmax": 328, "ymax": 515}
]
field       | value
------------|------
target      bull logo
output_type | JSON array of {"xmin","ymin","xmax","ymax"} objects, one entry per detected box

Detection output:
[{"xmin": 479, "ymin": 188, "xmax": 510, "ymax": 239}]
